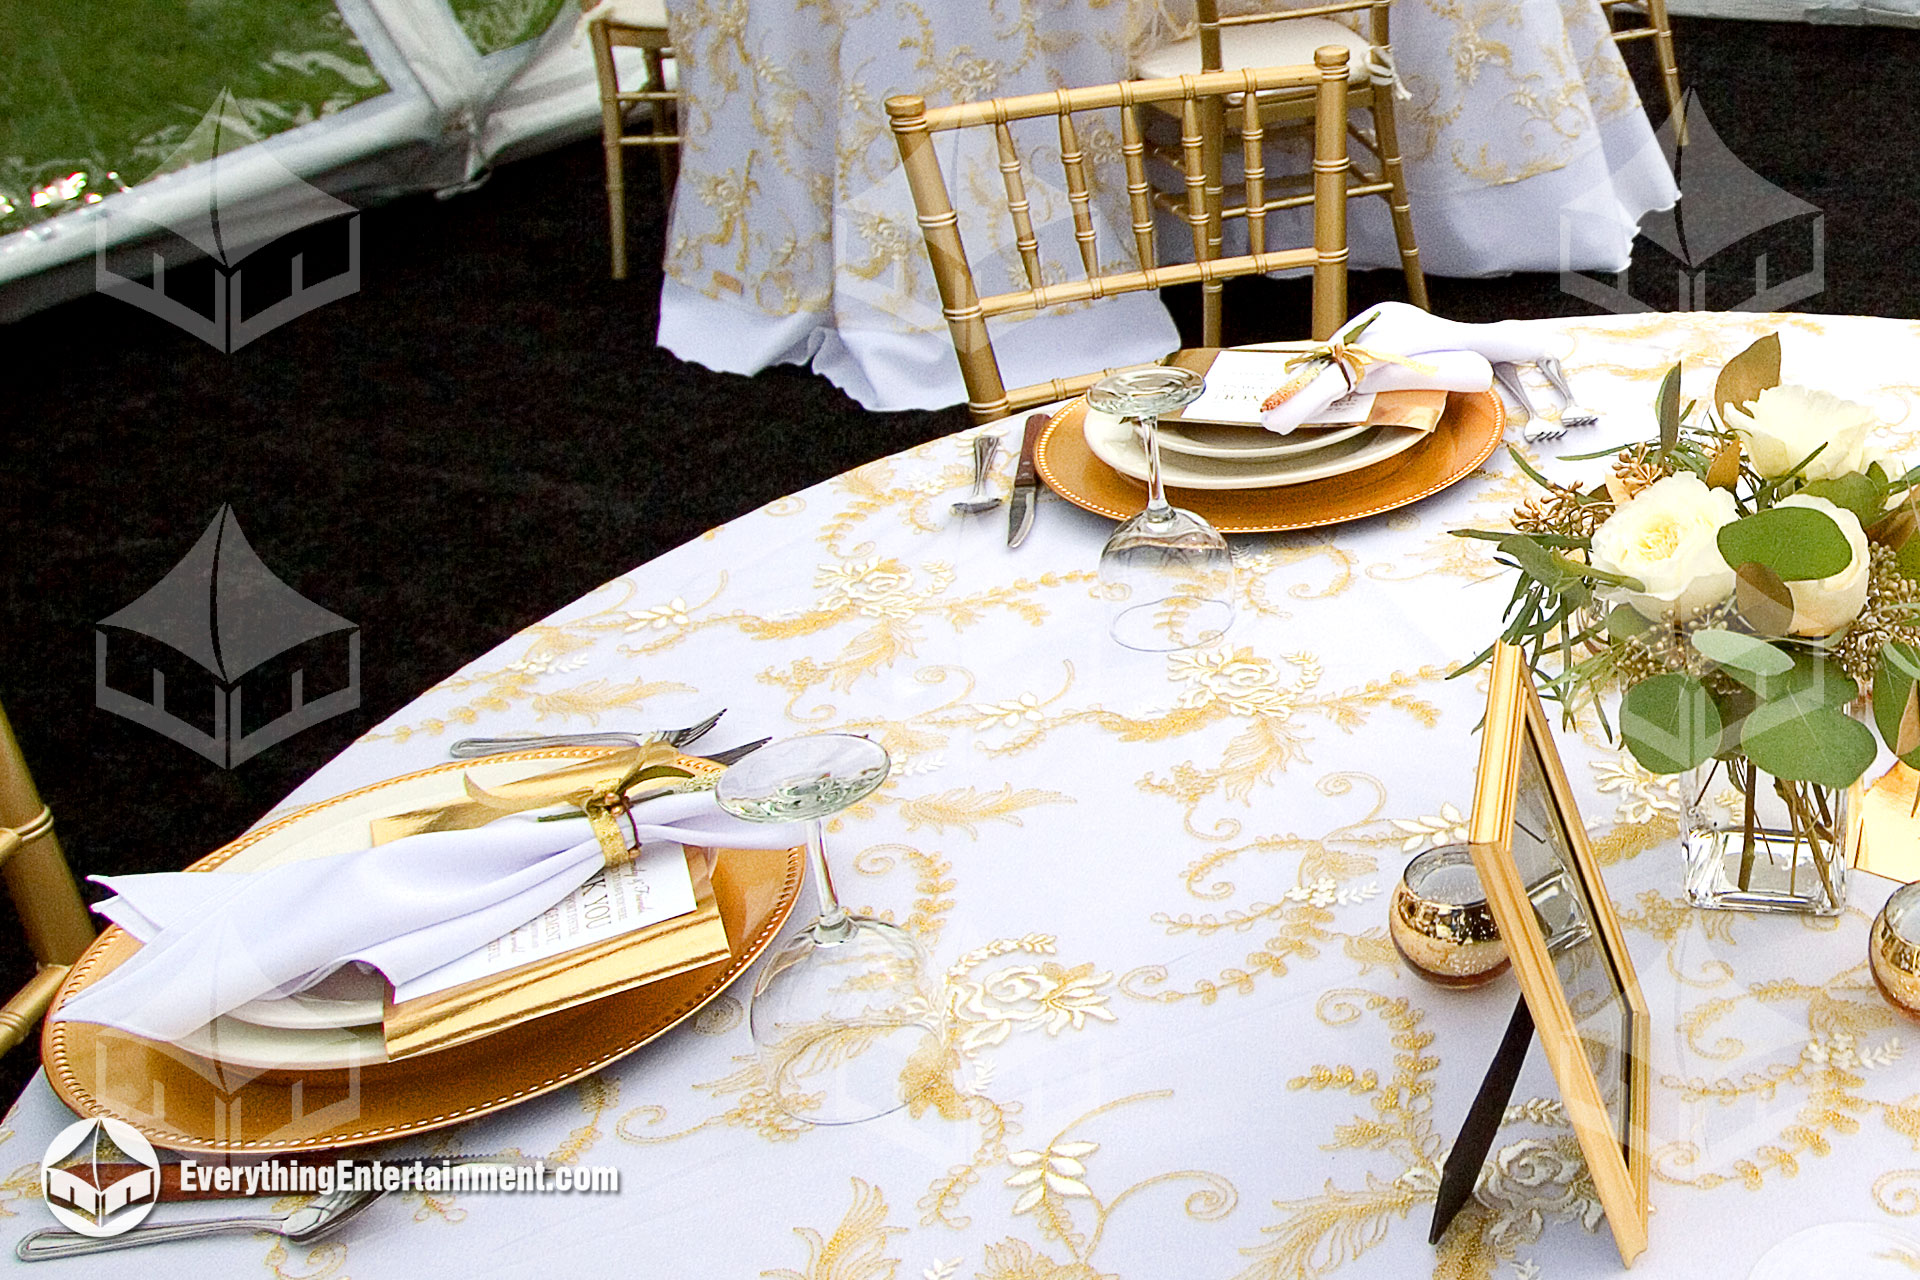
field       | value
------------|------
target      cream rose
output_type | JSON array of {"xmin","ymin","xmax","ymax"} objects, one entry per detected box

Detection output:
[
  {"xmin": 1773, "ymin": 493, "xmax": 1870, "ymax": 636},
  {"xmin": 1590, "ymin": 472, "xmax": 1739, "ymax": 622},
  {"xmin": 1724, "ymin": 384, "xmax": 1878, "ymax": 482}
]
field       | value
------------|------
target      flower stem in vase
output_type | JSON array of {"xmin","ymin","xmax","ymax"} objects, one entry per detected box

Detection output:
[{"xmin": 1738, "ymin": 758, "xmax": 1758, "ymax": 893}]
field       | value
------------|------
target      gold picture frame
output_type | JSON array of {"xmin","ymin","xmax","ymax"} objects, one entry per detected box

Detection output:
[{"xmin": 1467, "ymin": 643, "xmax": 1651, "ymax": 1265}]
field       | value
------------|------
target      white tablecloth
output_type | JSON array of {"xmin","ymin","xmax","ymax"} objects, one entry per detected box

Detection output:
[
  {"xmin": 16, "ymin": 313, "xmax": 1920, "ymax": 1278},
  {"xmin": 658, "ymin": 0, "xmax": 1678, "ymax": 410}
]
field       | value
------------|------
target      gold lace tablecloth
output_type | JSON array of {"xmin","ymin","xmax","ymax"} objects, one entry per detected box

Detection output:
[
  {"xmin": 15, "ymin": 313, "xmax": 1920, "ymax": 1277},
  {"xmin": 657, "ymin": 0, "xmax": 1679, "ymax": 411}
]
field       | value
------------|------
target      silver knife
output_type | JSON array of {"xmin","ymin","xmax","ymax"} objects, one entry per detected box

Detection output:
[{"xmin": 1006, "ymin": 412, "xmax": 1049, "ymax": 548}]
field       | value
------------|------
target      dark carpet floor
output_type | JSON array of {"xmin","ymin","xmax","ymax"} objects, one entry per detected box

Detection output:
[{"xmin": 0, "ymin": 16, "xmax": 1911, "ymax": 1101}]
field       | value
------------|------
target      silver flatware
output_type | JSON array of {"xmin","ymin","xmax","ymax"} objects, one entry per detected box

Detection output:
[
  {"xmin": 1537, "ymin": 356, "xmax": 1598, "ymax": 430},
  {"xmin": 17, "ymin": 1186, "xmax": 386, "ymax": 1261},
  {"xmin": 1493, "ymin": 363, "xmax": 1555, "ymax": 444},
  {"xmin": 704, "ymin": 738, "xmax": 770, "ymax": 767},
  {"xmin": 950, "ymin": 433, "xmax": 1003, "ymax": 515},
  {"xmin": 1007, "ymin": 412, "xmax": 1049, "ymax": 548},
  {"xmin": 449, "ymin": 709, "xmax": 724, "ymax": 759}
]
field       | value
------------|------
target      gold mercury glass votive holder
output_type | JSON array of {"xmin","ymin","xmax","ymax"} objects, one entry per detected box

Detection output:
[
  {"xmin": 1389, "ymin": 844, "xmax": 1508, "ymax": 987},
  {"xmin": 1870, "ymin": 880, "xmax": 1920, "ymax": 1016}
]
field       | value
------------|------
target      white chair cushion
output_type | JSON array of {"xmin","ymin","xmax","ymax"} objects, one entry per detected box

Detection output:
[
  {"xmin": 595, "ymin": 0, "xmax": 668, "ymax": 29},
  {"xmin": 1134, "ymin": 17, "xmax": 1372, "ymax": 85}
]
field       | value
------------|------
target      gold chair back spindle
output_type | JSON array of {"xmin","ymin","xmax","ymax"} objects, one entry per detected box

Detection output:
[
  {"xmin": 1601, "ymin": 0, "xmax": 1686, "ymax": 146},
  {"xmin": 1137, "ymin": 0, "xmax": 1427, "ymax": 344},
  {"xmin": 0, "ymin": 699, "xmax": 93, "ymax": 1056},
  {"xmin": 887, "ymin": 54, "xmax": 1352, "ymax": 424},
  {"xmin": 584, "ymin": 0, "xmax": 682, "ymax": 279}
]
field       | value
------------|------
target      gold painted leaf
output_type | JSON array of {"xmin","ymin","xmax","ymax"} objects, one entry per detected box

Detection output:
[
  {"xmin": 1715, "ymin": 331, "xmax": 1782, "ymax": 421},
  {"xmin": 1706, "ymin": 438, "xmax": 1743, "ymax": 491}
]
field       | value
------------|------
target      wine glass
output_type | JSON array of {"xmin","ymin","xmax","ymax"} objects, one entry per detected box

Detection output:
[
  {"xmin": 715, "ymin": 733, "xmax": 942, "ymax": 1125},
  {"xmin": 1089, "ymin": 366, "xmax": 1235, "ymax": 651}
]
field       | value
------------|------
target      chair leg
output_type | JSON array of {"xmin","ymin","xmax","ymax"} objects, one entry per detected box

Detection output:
[
  {"xmin": 1367, "ymin": 90, "xmax": 1428, "ymax": 310},
  {"xmin": 646, "ymin": 47, "xmax": 680, "ymax": 205},
  {"xmin": 1643, "ymin": 0, "xmax": 1686, "ymax": 146},
  {"xmin": 1200, "ymin": 96, "xmax": 1226, "ymax": 347},
  {"xmin": 590, "ymin": 25, "xmax": 630, "ymax": 280}
]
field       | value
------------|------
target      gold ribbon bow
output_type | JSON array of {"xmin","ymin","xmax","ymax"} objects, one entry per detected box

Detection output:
[
  {"xmin": 368, "ymin": 744, "xmax": 715, "ymax": 868},
  {"xmin": 1257, "ymin": 313, "xmax": 1441, "ymax": 413}
]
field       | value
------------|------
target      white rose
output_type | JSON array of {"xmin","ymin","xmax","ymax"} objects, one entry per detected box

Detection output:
[
  {"xmin": 1589, "ymin": 472, "xmax": 1739, "ymax": 622},
  {"xmin": 1724, "ymin": 384, "xmax": 1878, "ymax": 482},
  {"xmin": 1774, "ymin": 494, "xmax": 1870, "ymax": 636}
]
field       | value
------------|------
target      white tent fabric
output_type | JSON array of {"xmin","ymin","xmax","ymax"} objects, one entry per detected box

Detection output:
[{"xmin": 0, "ymin": 0, "xmax": 627, "ymax": 319}]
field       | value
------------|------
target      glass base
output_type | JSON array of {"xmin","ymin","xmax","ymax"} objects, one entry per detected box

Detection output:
[
  {"xmin": 749, "ymin": 915, "xmax": 944, "ymax": 1125},
  {"xmin": 1681, "ymin": 761, "xmax": 1850, "ymax": 916}
]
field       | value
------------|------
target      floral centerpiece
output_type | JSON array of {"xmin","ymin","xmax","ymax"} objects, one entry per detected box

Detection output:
[{"xmin": 1460, "ymin": 334, "xmax": 1920, "ymax": 914}]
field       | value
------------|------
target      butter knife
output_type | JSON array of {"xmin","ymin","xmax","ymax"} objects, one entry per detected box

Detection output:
[{"xmin": 1007, "ymin": 412, "xmax": 1049, "ymax": 548}]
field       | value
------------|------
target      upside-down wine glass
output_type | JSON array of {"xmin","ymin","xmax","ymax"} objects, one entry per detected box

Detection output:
[
  {"xmin": 715, "ymin": 733, "xmax": 942, "ymax": 1125},
  {"xmin": 1090, "ymin": 366, "xmax": 1236, "ymax": 651}
]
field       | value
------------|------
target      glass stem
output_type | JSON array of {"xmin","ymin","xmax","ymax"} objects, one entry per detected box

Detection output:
[
  {"xmin": 806, "ymin": 817, "xmax": 853, "ymax": 942},
  {"xmin": 1138, "ymin": 414, "xmax": 1173, "ymax": 524}
]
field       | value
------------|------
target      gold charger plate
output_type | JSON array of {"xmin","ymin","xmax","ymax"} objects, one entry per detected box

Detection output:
[
  {"xmin": 1035, "ymin": 387, "xmax": 1506, "ymax": 534},
  {"xmin": 42, "ymin": 748, "xmax": 804, "ymax": 1154}
]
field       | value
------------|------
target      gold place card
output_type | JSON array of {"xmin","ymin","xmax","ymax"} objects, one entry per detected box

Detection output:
[{"xmin": 383, "ymin": 845, "xmax": 732, "ymax": 1060}]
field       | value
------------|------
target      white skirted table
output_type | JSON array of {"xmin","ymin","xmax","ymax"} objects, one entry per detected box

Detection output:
[
  {"xmin": 13, "ymin": 312, "xmax": 1920, "ymax": 1278},
  {"xmin": 657, "ymin": 0, "xmax": 1678, "ymax": 410}
]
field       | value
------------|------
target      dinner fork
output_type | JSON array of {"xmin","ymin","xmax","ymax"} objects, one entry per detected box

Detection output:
[
  {"xmin": 950, "ymin": 433, "xmax": 1003, "ymax": 515},
  {"xmin": 17, "ymin": 1186, "xmax": 386, "ymax": 1261},
  {"xmin": 1537, "ymin": 356, "xmax": 1598, "ymax": 431},
  {"xmin": 1494, "ymin": 363, "xmax": 1559, "ymax": 444},
  {"xmin": 449, "ymin": 709, "xmax": 724, "ymax": 759}
]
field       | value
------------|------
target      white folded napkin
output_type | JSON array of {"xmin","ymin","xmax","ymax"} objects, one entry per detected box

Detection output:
[
  {"xmin": 56, "ymin": 791, "xmax": 803, "ymax": 1044},
  {"xmin": 1259, "ymin": 302, "xmax": 1557, "ymax": 434}
]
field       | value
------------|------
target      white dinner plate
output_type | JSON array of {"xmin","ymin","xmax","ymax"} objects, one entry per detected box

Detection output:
[
  {"xmin": 226, "ymin": 965, "xmax": 387, "ymax": 1031},
  {"xmin": 1156, "ymin": 419, "xmax": 1372, "ymax": 461},
  {"xmin": 161, "ymin": 750, "xmax": 625, "ymax": 1072},
  {"xmin": 1083, "ymin": 409, "xmax": 1428, "ymax": 491}
]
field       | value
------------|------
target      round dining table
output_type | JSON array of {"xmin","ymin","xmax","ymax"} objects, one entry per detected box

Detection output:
[
  {"xmin": 10, "ymin": 311, "xmax": 1920, "ymax": 1278},
  {"xmin": 657, "ymin": 0, "xmax": 1679, "ymax": 412}
]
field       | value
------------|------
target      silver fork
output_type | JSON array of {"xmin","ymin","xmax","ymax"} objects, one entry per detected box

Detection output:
[
  {"xmin": 950, "ymin": 433, "xmax": 1003, "ymax": 515},
  {"xmin": 1494, "ymin": 363, "xmax": 1559, "ymax": 444},
  {"xmin": 17, "ymin": 1186, "xmax": 386, "ymax": 1261},
  {"xmin": 1537, "ymin": 356, "xmax": 1598, "ymax": 431},
  {"xmin": 449, "ymin": 708, "xmax": 724, "ymax": 759}
]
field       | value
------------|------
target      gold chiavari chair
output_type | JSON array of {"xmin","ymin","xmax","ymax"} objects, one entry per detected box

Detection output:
[
  {"xmin": 886, "ymin": 53, "xmax": 1353, "ymax": 426},
  {"xmin": 1600, "ymin": 0, "xmax": 1685, "ymax": 145},
  {"xmin": 1133, "ymin": 0, "xmax": 1427, "ymax": 346},
  {"xmin": 583, "ymin": 0, "xmax": 680, "ymax": 279},
  {"xmin": 0, "ymin": 699, "xmax": 93, "ymax": 1056}
]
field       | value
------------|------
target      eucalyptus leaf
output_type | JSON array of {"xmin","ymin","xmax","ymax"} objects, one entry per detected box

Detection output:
[
  {"xmin": 1868, "ymin": 504, "xmax": 1918, "ymax": 552},
  {"xmin": 1739, "ymin": 693, "xmax": 1876, "ymax": 788},
  {"xmin": 1656, "ymin": 363, "xmax": 1682, "ymax": 457},
  {"xmin": 1801, "ymin": 472, "xmax": 1887, "ymax": 531},
  {"xmin": 1607, "ymin": 604, "xmax": 1653, "ymax": 643},
  {"xmin": 1717, "ymin": 507, "xmax": 1851, "ymax": 582},
  {"xmin": 1723, "ymin": 648, "xmax": 1858, "ymax": 706},
  {"xmin": 1874, "ymin": 641, "xmax": 1920, "ymax": 767},
  {"xmin": 1734, "ymin": 561, "xmax": 1797, "ymax": 636},
  {"xmin": 1713, "ymin": 332, "xmax": 1781, "ymax": 421},
  {"xmin": 1900, "ymin": 530, "xmax": 1920, "ymax": 585},
  {"xmin": 1690, "ymin": 628, "xmax": 1793, "ymax": 676},
  {"xmin": 1621, "ymin": 672, "xmax": 1721, "ymax": 774}
]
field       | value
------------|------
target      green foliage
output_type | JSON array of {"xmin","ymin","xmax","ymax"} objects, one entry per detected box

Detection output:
[
  {"xmin": 1621, "ymin": 673, "xmax": 1720, "ymax": 774},
  {"xmin": 1717, "ymin": 506, "xmax": 1852, "ymax": 582}
]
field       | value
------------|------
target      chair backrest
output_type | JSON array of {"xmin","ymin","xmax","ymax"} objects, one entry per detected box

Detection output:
[
  {"xmin": 886, "ymin": 53, "xmax": 1351, "ymax": 424},
  {"xmin": 1193, "ymin": 0, "xmax": 1390, "ymax": 72},
  {"xmin": 0, "ymin": 699, "xmax": 93, "ymax": 1055}
]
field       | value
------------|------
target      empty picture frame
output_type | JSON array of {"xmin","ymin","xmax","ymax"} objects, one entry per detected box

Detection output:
[{"xmin": 1468, "ymin": 643, "xmax": 1651, "ymax": 1265}]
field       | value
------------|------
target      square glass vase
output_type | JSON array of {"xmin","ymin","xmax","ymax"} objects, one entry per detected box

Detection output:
[{"xmin": 1680, "ymin": 754, "xmax": 1856, "ymax": 917}]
